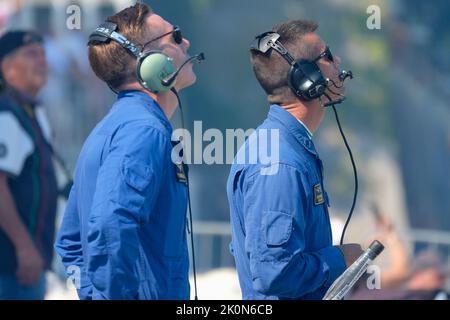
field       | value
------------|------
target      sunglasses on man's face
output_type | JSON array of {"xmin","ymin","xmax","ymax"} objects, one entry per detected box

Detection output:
[
  {"xmin": 313, "ymin": 46, "xmax": 334, "ymax": 63},
  {"xmin": 169, "ymin": 26, "xmax": 183, "ymax": 44},
  {"xmin": 142, "ymin": 25, "xmax": 183, "ymax": 50}
]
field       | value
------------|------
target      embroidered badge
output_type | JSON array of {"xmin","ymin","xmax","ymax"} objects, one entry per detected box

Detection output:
[
  {"xmin": 175, "ymin": 163, "xmax": 188, "ymax": 184},
  {"xmin": 171, "ymin": 138, "xmax": 188, "ymax": 185},
  {"xmin": 313, "ymin": 183, "xmax": 325, "ymax": 206}
]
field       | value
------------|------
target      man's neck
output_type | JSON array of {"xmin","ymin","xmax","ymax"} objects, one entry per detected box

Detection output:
[
  {"xmin": 5, "ymin": 82, "xmax": 39, "ymax": 100},
  {"xmin": 5, "ymin": 83, "xmax": 38, "ymax": 105},
  {"xmin": 118, "ymin": 83, "xmax": 178, "ymax": 119},
  {"xmin": 281, "ymin": 100, "xmax": 323, "ymax": 134}
]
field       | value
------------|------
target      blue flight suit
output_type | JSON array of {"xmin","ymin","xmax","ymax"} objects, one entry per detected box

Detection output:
[
  {"xmin": 55, "ymin": 90, "xmax": 189, "ymax": 300},
  {"xmin": 227, "ymin": 105, "xmax": 346, "ymax": 299}
]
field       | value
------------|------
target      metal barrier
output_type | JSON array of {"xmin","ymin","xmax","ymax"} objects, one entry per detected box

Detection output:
[
  {"xmin": 402, "ymin": 228, "xmax": 450, "ymax": 246},
  {"xmin": 191, "ymin": 221, "xmax": 232, "ymax": 271},
  {"xmin": 191, "ymin": 221, "xmax": 450, "ymax": 271}
]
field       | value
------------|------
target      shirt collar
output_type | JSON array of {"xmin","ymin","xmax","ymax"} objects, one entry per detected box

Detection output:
[
  {"xmin": 268, "ymin": 104, "xmax": 319, "ymax": 158},
  {"xmin": 297, "ymin": 119, "xmax": 313, "ymax": 139}
]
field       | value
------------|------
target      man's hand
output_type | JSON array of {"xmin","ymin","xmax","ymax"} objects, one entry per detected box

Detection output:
[
  {"xmin": 407, "ymin": 267, "xmax": 447, "ymax": 291},
  {"xmin": 15, "ymin": 242, "xmax": 44, "ymax": 286},
  {"xmin": 336, "ymin": 243, "xmax": 364, "ymax": 268}
]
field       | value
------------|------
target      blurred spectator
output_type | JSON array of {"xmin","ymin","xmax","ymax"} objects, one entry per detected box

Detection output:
[
  {"xmin": 372, "ymin": 211, "xmax": 410, "ymax": 289},
  {"xmin": 349, "ymin": 208, "xmax": 448, "ymax": 299},
  {"xmin": 406, "ymin": 251, "xmax": 447, "ymax": 292},
  {"xmin": 0, "ymin": 30, "xmax": 58, "ymax": 300}
]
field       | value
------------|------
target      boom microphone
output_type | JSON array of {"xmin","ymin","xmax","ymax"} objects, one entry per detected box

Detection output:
[
  {"xmin": 323, "ymin": 69, "xmax": 354, "ymax": 107},
  {"xmin": 323, "ymin": 93, "xmax": 345, "ymax": 107},
  {"xmin": 162, "ymin": 53, "xmax": 205, "ymax": 87},
  {"xmin": 339, "ymin": 70, "xmax": 353, "ymax": 82}
]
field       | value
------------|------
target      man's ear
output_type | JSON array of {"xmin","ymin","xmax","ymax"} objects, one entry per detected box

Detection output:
[
  {"xmin": 0, "ymin": 57, "xmax": 14, "ymax": 83},
  {"xmin": 0, "ymin": 60, "xmax": 6, "ymax": 78}
]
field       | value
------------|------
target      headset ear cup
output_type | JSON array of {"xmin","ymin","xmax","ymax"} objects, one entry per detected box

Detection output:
[
  {"xmin": 288, "ymin": 65, "xmax": 309, "ymax": 100},
  {"xmin": 289, "ymin": 60, "xmax": 327, "ymax": 100},
  {"xmin": 137, "ymin": 51, "xmax": 176, "ymax": 93}
]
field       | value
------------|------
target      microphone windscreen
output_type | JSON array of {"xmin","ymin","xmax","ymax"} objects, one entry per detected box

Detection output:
[
  {"xmin": 197, "ymin": 52, "xmax": 205, "ymax": 61},
  {"xmin": 339, "ymin": 70, "xmax": 353, "ymax": 82}
]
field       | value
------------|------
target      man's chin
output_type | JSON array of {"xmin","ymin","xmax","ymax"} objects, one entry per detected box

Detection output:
[
  {"xmin": 331, "ymin": 85, "xmax": 345, "ymax": 97},
  {"xmin": 175, "ymin": 73, "xmax": 197, "ymax": 91},
  {"xmin": 30, "ymin": 81, "xmax": 46, "ymax": 94}
]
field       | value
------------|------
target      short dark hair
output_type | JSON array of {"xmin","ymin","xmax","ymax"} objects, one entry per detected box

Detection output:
[
  {"xmin": 88, "ymin": 3, "xmax": 153, "ymax": 90},
  {"xmin": 250, "ymin": 20, "xmax": 320, "ymax": 104}
]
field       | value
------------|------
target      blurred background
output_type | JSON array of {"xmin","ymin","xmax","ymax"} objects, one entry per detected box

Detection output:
[{"xmin": 0, "ymin": 0, "xmax": 449, "ymax": 299}]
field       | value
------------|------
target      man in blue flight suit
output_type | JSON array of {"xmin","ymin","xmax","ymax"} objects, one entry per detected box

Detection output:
[
  {"xmin": 227, "ymin": 20, "xmax": 364, "ymax": 299},
  {"xmin": 55, "ymin": 3, "xmax": 199, "ymax": 299}
]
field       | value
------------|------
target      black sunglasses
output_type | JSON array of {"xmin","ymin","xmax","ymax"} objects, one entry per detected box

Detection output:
[
  {"xmin": 313, "ymin": 46, "xmax": 334, "ymax": 63},
  {"xmin": 142, "ymin": 25, "xmax": 183, "ymax": 49}
]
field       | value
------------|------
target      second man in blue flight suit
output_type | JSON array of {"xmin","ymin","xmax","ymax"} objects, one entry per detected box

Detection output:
[
  {"xmin": 55, "ymin": 3, "xmax": 199, "ymax": 299},
  {"xmin": 227, "ymin": 20, "xmax": 364, "ymax": 299}
]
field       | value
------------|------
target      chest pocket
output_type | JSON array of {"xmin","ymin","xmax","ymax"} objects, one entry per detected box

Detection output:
[{"xmin": 116, "ymin": 156, "xmax": 153, "ymax": 220}]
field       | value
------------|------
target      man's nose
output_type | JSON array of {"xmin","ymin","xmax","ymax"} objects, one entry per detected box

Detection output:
[
  {"xmin": 39, "ymin": 53, "xmax": 47, "ymax": 64},
  {"xmin": 38, "ymin": 54, "xmax": 48, "ymax": 69},
  {"xmin": 334, "ymin": 54, "xmax": 341, "ymax": 67}
]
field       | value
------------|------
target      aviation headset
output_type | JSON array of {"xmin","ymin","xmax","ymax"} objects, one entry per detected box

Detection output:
[
  {"xmin": 250, "ymin": 31, "xmax": 352, "ymax": 103},
  {"xmin": 88, "ymin": 21, "xmax": 182, "ymax": 93}
]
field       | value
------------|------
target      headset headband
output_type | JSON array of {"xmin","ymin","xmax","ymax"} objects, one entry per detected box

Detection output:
[
  {"xmin": 250, "ymin": 31, "xmax": 296, "ymax": 66},
  {"xmin": 87, "ymin": 21, "xmax": 141, "ymax": 57}
]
